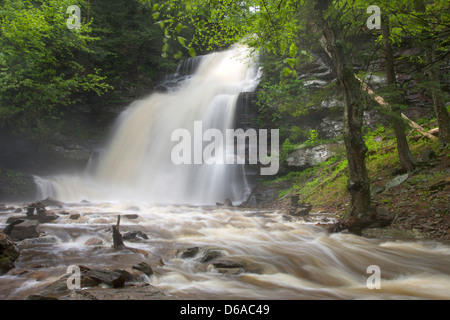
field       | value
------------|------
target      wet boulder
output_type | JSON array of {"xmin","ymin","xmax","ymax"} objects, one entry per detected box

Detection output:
[
  {"xmin": 3, "ymin": 219, "xmax": 41, "ymax": 241},
  {"xmin": 84, "ymin": 238, "xmax": 104, "ymax": 246},
  {"xmin": 122, "ymin": 231, "xmax": 148, "ymax": 241},
  {"xmin": 224, "ymin": 198, "xmax": 233, "ymax": 207},
  {"xmin": 286, "ymin": 195, "xmax": 312, "ymax": 216},
  {"xmin": 39, "ymin": 197, "xmax": 64, "ymax": 207},
  {"xmin": 216, "ymin": 198, "xmax": 233, "ymax": 207},
  {"xmin": 83, "ymin": 268, "xmax": 133, "ymax": 288},
  {"xmin": 180, "ymin": 247, "xmax": 200, "ymax": 259},
  {"xmin": 132, "ymin": 262, "xmax": 154, "ymax": 276},
  {"xmin": 198, "ymin": 249, "xmax": 223, "ymax": 263}
]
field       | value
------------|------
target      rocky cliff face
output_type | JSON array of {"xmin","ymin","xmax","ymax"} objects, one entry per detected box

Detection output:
[{"xmin": 285, "ymin": 143, "xmax": 338, "ymax": 170}]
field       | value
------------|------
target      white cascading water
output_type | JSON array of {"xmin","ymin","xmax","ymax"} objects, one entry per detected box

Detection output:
[{"xmin": 35, "ymin": 45, "xmax": 262, "ymax": 205}]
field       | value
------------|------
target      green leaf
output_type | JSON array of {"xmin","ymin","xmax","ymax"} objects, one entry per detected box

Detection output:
[
  {"xmin": 175, "ymin": 23, "xmax": 184, "ymax": 33},
  {"xmin": 174, "ymin": 51, "xmax": 183, "ymax": 59},
  {"xmin": 197, "ymin": 20, "xmax": 206, "ymax": 30},
  {"xmin": 177, "ymin": 36, "xmax": 186, "ymax": 46},
  {"xmin": 164, "ymin": 28, "xmax": 170, "ymax": 38},
  {"xmin": 157, "ymin": 21, "xmax": 165, "ymax": 29},
  {"xmin": 286, "ymin": 58, "xmax": 296, "ymax": 68},
  {"xmin": 188, "ymin": 47, "xmax": 196, "ymax": 58},
  {"xmin": 283, "ymin": 68, "xmax": 292, "ymax": 77},
  {"xmin": 289, "ymin": 43, "xmax": 298, "ymax": 58},
  {"xmin": 152, "ymin": 12, "xmax": 160, "ymax": 20}
]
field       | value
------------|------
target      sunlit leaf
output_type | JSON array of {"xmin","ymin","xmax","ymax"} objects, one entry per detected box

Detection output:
[
  {"xmin": 188, "ymin": 47, "xmax": 196, "ymax": 57},
  {"xmin": 289, "ymin": 43, "xmax": 297, "ymax": 58}
]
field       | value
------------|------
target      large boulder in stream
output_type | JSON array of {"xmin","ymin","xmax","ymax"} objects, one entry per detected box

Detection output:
[
  {"xmin": 3, "ymin": 219, "xmax": 41, "ymax": 241},
  {"xmin": 0, "ymin": 231, "xmax": 20, "ymax": 274}
]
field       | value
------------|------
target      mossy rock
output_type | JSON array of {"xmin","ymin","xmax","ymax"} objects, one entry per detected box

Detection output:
[{"xmin": 0, "ymin": 231, "xmax": 20, "ymax": 275}]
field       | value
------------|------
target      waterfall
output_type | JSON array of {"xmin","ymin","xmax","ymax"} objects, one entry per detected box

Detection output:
[{"xmin": 35, "ymin": 45, "xmax": 262, "ymax": 205}]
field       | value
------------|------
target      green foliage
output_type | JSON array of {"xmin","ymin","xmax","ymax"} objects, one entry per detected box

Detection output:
[
  {"xmin": 289, "ymin": 126, "xmax": 309, "ymax": 142},
  {"xmin": 84, "ymin": 0, "xmax": 180, "ymax": 107},
  {"xmin": 141, "ymin": 0, "xmax": 307, "ymax": 61},
  {"xmin": 0, "ymin": 168, "xmax": 35, "ymax": 199},
  {"xmin": 256, "ymin": 77, "xmax": 308, "ymax": 122},
  {"xmin": 280, "ymin": 138, "xmax": 298, "ymax": 163},
  {"xmin": 140, "ymin": 0, "xmax": 251, "ymax": 56},
  {"xmin": 275, "ymin": 152, "xmax": 349, "ymax": 205},
  {"xmin": 364, "ymin": 125, "xmax": 402, "ymax": 173},
  {"xmin": 0, "ymin": 0, "xmax": 112, "ymax": 125},
  {"xmin": 302, "ymin": 129, "xmax": 319, "ymax": 148}
]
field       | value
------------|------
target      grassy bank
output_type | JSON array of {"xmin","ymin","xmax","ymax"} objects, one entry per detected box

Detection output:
[{"xmin": 268, "ymin": 121, "xmax": 449, "ymax": 240}]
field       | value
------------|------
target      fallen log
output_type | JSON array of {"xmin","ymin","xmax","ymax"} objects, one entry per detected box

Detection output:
[
  {"xmin": 410, "ymin": 128, "xmax": 440, "ymax": 141},
  {"xmin": 401, "ymin": 114, "xmax": 438, "ymax": 141},
  {"xmin": 355, "ymin": 76, "xmax": 438, "ymax": 142},
  {"xmin": 326, "ymin": 211, "xmax": 393, "ymax": 235}
]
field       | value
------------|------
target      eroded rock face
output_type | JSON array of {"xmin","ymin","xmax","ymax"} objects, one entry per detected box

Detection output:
[
  {"xmin": 0, "ymin": 231, "xmax": 20, "ymax": 275},
  {"xmin": 286, "ymin": 144, "xmax": 336, "ymax": 170}
]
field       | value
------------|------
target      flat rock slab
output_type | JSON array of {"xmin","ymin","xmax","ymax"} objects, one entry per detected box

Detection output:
[
  {"xmin": 123, "ymin": 214, "xmax": 139, "ymax": 220},
  {"xmin": 212, "ymin": 259, "xmax": 245, "ymax": 269},
  {"xmin": 385, "ymin": 174, "xmax": 409, "ymax": 190},
  {"xmin": 4, "ymin": 220, "xmax": 41, "ymax": 241},
  {"xmin": 6, "ymin": 213, "xmax": 59, "ymax": 224},
  {"xmin": 39, "ymin": 197, "xmax": 65, "ymax": 207},
  {"xmin": 69, "ymin": 285, "xmax": 167, "ymax": 300},
  {"xmin": 84, "ymin": 268, "xmax": 132, "ymax": 288}
]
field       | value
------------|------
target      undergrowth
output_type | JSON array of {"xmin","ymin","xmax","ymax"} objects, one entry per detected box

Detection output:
[{"xmin": 270, "ymin": 120, "xmax": 447, "ymax": 214}]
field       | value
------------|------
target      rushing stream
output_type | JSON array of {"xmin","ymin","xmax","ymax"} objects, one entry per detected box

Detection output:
[
  {"xmin": 1, "ymin": 45, "xmax": 449, "ymax": 300},
  {"xmin": 0, "ymin": 202, "xmax": 449, "ymax": 300}
]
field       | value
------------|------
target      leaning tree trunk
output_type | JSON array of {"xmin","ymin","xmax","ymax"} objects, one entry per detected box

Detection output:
[
  {"xmin": 426, "ymin": 46, "xmax": 450, "ymax": 146},
  {"xmin": 321, "ymin": 17, "xmax": 371, "ymax": 218},
  {"xmin": 414, "ymin": 0, "xmax": 450, "ymax": 145},
  {"xmin": 381, "ymin": 15, "xmax": 417, "ymax": 172}
]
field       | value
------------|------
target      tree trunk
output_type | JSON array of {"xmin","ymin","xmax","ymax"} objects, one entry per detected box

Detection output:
[
  {"xmin": 381, "ymin": 15, "xmax": 417, "ymax": 172},
  {"xmin": 426, "ymin": 47, "xmax": 450, "ymax": 146},
  {"xmin": 414, "ymin": 0, "xmax": 450, "ymax": 145},
  {"xmin": 321, "ymin": 16, "xmax": 371, "ymax": 218},
  {"xmin": 112, "ymin": 215, "xmax": 124, "ymax": 249}
]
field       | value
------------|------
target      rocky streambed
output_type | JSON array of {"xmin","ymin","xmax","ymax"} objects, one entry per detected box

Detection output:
[{"xmin": 1, "ymin": 198, "xmax": 450, "ymax": 300}]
